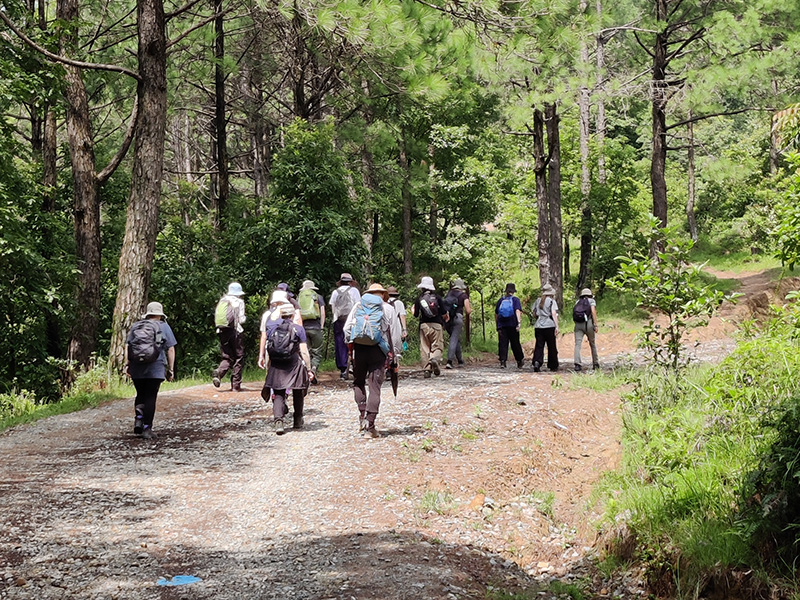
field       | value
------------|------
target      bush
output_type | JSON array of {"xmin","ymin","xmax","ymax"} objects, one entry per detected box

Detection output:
[{"xmin": 0, "ymin": 389, "xmax": 37, "ymax": 420}]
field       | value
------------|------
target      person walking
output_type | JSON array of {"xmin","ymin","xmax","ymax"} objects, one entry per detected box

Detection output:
[
  {"xmin": 330, "ymin": 273, "xmax": 361, "ymax": 380},
  {"xmin": 344, "ymin": 283, "xmax": 400, "ymax": 438},
  {"xmin": 212, "ymin": 282, "xmax": 246, "ymax": 391},
  {"xmin": 444, "ymin": 279, "xmax": 472, "ymax": 369},
  {"xmin": 495, "ymin": 283, "xmax": 524, "ymax": 368},
  {"xmin": 298, "ymin": 280, "xmax": 325, "ymax": 384},
  {"xmin": 573, "ymin": 287, "xmax": 600, "ymax": 371},
  {"xmin": 386, "ymin": 286, "xmax": 408, "ymax": 363},
  {"xmin": 411, "ymin": 276, "xmax": 448, "ymax": 378},
  {"xmin": 125, "ymin": 302, "xmax": 177, "ymax": 440},
  {"xmin": 258, "ymin": 303, "xmax": 311, "ymax": 435},
  {"xmin": 532, "ymin": 283, "xmax": 560, "ymax": 372}
]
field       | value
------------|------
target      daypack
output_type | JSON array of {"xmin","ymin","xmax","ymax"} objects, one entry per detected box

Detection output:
[
  {"xmin": 418, "ymin": 291, "xmax": 439, "ymax": 319},
  {"xmin": 298, "ymin": 289, "xmax": 320, "ymax": 320},
  {"xmin": 333, "ymin": 285, "xmax": 355, "ymax": 318},
  {"xmin": 348, "ymin": 294, "xmax": 390, "ymax": 354},
  {"xmin": 267, "ymin": 320, "xmax": 299, "ymax": 361},
  {"xmin": 573, "ymin": 297, "xmax": 592, "ymax": 323},
  {"xmin": 498, "ymin": 296, "xmax": 515, "ymax": 319},
  {"xmin": 214, "ymin": 297, "xmax": 237, "ymax": 328},
  {"xmin": 443, "ymin": 290, "xmax": 461, "ymax": 321},
  {"xmin": 127, "ymin": 320, "xmax": 164, "ymax": 364}
]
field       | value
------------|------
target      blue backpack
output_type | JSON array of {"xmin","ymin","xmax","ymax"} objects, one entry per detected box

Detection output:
[
  {"xmin": 498, "ymin": 296, "xmax": 515, "ymax": 319},
  {"xmin": 348, "ymin": 294, "xmax": 390, "ymax": 355}
]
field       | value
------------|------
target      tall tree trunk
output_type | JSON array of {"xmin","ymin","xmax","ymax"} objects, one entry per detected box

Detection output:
[
  {"xmin": 577, "ymin": 0, "xmax": 592, "ymax": 292},
  {"xmin": 211, "ymin": 0, "xmax": 228, "ymax": 230},
  {"xmin": 650, "ymin": 2, "xmax": 669, "ymax": 243},
  {"xmin": 769, "ymin": 79, "xmax": 780, "ymax": 174},
  {"xmin": 42, "ymin": 109, "xmax": 57, "ymax": 212},
  {"xmin": 109, "ymin": 0, "xmax": 168, "ymax": 372},
  {"xmin": 595, "ymin": 0, "xmax": 606, "ymax": 185},
  {"xmin": 361, "ymin": 142, "xmax": 378, "ymax": 276},
  {"xmin": 58, "ymin": 0, "xmax": 102, "ymax": 369},
  {"xmin": 686, "ymin": 114, "xmax": 698, "ymax": 243},
  {"xmin": 399, "ymin": 136, "xmax": 413, "ymax": 277},
  {"xmin": 546, "ymin": 103, "xmax": 564, "ymax": 309},
  {"xmin": 533, "ymin": 108, "xmax": 550, "ymax": 288}
]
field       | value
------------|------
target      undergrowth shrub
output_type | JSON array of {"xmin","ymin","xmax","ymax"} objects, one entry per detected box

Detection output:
[{"xmin": 0, "ymin": 389, "xmax": 37, "ymax": 420}]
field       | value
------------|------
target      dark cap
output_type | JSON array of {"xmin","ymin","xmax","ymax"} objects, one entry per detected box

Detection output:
[{"xmin": 505, "ymin": 283, "xmax": 516, "ymax": 294}]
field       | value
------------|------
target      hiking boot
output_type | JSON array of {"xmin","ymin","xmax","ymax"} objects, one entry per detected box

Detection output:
[
  {"xmin": 574, "ymin": 363, "xmax": 582, "ymax": 372},
  {"xmin": 445, "ymin": 361, "xmax": 453, "ymax": 370},
  {"xmin": 293, "ymin": 415, "xmax": 305, "ymax": 429},
  {"xmin": 499, "ymin": 360, "xmax": 506, "ymax": 368},
  {"xmin": 212, "ymin": 370, "xmax": 221, "ymax": 388},
  {"xmin": 365, "ymin": 425, "xmax": 381, "ymax": 439},
  {"xmin": 340, "ymin": 370, "xmax": 348, "ymax": 381},
  {"xmin": 274, "ymin": 419, "xmax": 285, "ymax": 435},
  {"xmin": 431, "ymin": 359, "xmax": 441, "ymax": 376},
  {"xmin": 359, "ymin": 418, "xmax": 368, "ymax": 433},
  {"xmin": 141, "ymin": 427, "xmax": 157, "ymax": 440},
  {"xmin": 593, "ymin": 363, "xmax": 600, "ymax": 371},
  {"xmin": 533, "ymin": 361, "xmax": 541, "ymax": 372},
  {"xmin": 457, "ymin": 360, "xmax": 465, "ymax": 367},
  {"xmin": 423, "ymin": 370, "xmax": 432, "ymax": 379},
  {"xmin": 517, "ymin": 360, "xmax": 525, "ymax": 369},
  {"xmin": 232, "ymin": 385, "xmax": 242, "ymax": 392},
  {"xmin": 133, "ymin": 416, "xmax": 144, "ymax": 435}
]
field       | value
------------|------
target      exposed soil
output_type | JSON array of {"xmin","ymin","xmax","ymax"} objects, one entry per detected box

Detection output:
[{"xmin": 1, "ymin": 268, "xmax": 792, "ymax": 600}]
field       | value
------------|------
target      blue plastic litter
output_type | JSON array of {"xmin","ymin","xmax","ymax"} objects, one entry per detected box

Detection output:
[{"xmin": 156, "ymin": 575, "xmax": 202, "ymax": 586}]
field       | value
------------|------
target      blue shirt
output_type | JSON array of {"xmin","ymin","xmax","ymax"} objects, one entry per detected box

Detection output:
[
  {"xmin": 495, "ymin": 295, "xmax": 522, "ymax": 329},
  {"xmin": 127, "ymin": 320, "xmax": 177, "ymax": 380}
]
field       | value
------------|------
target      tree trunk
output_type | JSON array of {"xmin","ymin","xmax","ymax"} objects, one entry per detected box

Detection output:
[
  {"xmin": 42, "ymin": 109, "xmax": 57, "ymax": 212},
  {"xmin": 686, "ymin": 115, "xmax": 698, "ymax": 242},
  {"xmin": 769, "ymin": 79, "xmax": 780, "ymax": 174},
  {"xmin": 399, "ymin": 136, "xmax": 413, "ymax": 277},
  {"xmin": 58, "ymin": 0, "xmax": 102, "ymax": 369},
  {"xmin": 650, "ymin": 1, "xmax": 669, "ymax": 243},
  {"xmin": 546, "ymin": 103, "xmax": 564, "ymax": 309},
  {"xmin": 109, "ymin": 0, "xmax": 168, "ymax": 372},
  {"xmin": 595, "ymin": 0, "xmax": 606, "ymax": 185},
  {"xmin": 212, "ymin": 0, "xmax": 228, "ymax": 230},
  {"xmin": 577, "ymin": 3, "xmax": 592, "ymax": 292},
  {"xmin": 533, "ymin": 108, "xmax": 550, "ymax": 288}
]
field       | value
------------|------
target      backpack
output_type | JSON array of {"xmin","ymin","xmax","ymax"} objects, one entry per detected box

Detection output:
[
  {"xmin": 298, "ymin": 289, "xmax": 320, "ymax": 320},
  {"xmin": 127, "ymin": 320, "xmax": 164, "ymax": 364},
  {"xmin": 498, "ymin": 296, "xmax": 515, "ymax": 319},
  {"xmin": 418, "ymin": 291, "xmax": 439, "ymax": 319},
  {"xmin": 348, "ymin": 294, "xmax": 390, "ymax": 354},
  {"xmin": 214, "ymin": 297, "xmax": 237, "ymax": 328},
  {"xmin": 443, "ymin": 290, "xmax": 461, "ymax": 321},
  {"xmin": 267, "ymin": 320, "xmax": 299, "ymax": 361},
  {"xmin": 333, "ymin": 285, "xmax": 355, "ymax": 318},
  {"xmin": 573, "ymin": 297, "xmax": 592, "ymax": 323}
]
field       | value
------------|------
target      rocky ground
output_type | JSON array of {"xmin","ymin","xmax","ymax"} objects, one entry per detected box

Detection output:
[{"xmin": 2, "ymin": 269, "xmax": 790, "ymax": 600}]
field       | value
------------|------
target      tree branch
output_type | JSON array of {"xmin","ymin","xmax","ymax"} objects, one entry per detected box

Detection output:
[
  {"xmin": 0, "ymin": 11, "xmax": 141, "ymax": 81},
  {"xmin": 96, "ymin": 95, "xmax": 139, "ymax": 183},
  {"xmin": 633, "ymin": 30, "xmax": 655, "ymax": 58},
  {"xmin": 666, "ymin": 107, "xmax": 763, "ymax": 130}
]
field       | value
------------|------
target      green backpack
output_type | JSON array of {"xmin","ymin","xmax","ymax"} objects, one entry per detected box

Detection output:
[
  {"xmin": 298, "ymin": 289, "xmax": 320, "ymax": 320},
  {"xmin": 214, "ymin": 298, "xmax": 237, "ymax": 328}
]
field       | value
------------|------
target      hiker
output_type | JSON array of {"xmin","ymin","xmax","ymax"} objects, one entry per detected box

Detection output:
[
  {"xmin": 411, "ymin": 276, "xmax": 449, "ymax": 378},
  {"xmin": 298, "ymin": 279, "xmax": 326, "ymax": 384},
  {"xmin": 444, "ymin": 279, "xmax": 472, "ymax": 369},
  {"xmin": 532, "ymin": 283, "xmax": 560, "ymax": 372},
  {"xmin": 258, "ymin": 302, "xmax": 310, "ymax": 435},
  {"xmin": 212, "ymin": 282, "xmax": 246, "ymax": 391},
  {"xmin": 125, "ymin": 302, "xmax": 177, "ymax": 440},
  {"xmin": 344, "ymin": 283, "xmax": 400, "ymax": 438},
  {"xmin": 330, "ymin": 272, "xmax": 361, "ymax": 380},
  {"xmin": 276, "ymin": 282, "xmax": 301, "ymax": 311},
  {"xmin": 386, "ymin": 286, "xmax": 408, "ymax": 362},
  {"xmin": 573, "ymin": 287, "xmax": 600, "ymax": 371},
  {"xmin": 495, "ymin": 283, "xmax": 524, "ymax": 368},
  {"xmin": 262, "ymin": 290, "xmax": 302, "ymax": 329}
]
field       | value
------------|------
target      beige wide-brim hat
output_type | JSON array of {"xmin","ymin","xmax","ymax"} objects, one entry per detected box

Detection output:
[
  {"xmin": 417, "ymin": 276, "xmax": 435, "ymax": 290},
  {"xmin": 142, "ymin": 301, "xmax": 166, "ymax": 319},
  {"xmin": 301, "ymin": 280, "xmax": 318, "ymax": 291},
  {"xmin": 279, "ymin": 303, "xmax": 296, "ymax": 317},
  {"xmin": 541, "ymin": 284, "xmax": 555, "ymax": 295},
  {"xmin": 387, "ymin": 286, "xmax": 400, "ymax": 297},
  {"xmin": 580, "ymin": 288, "xmax": 593, "ymax": 297},
  {"xmin": 270, "ymin": 290, "xmax": 289, "ymax": 305}
]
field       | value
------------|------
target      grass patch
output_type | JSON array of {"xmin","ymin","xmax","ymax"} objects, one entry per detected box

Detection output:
[
  {"xmin": 418, "ymin": 489, "xmax": 455, "ymax": 515},
  {"xmin": 526, "ymin": 490, "xmax": 555, "ymax": 519}
]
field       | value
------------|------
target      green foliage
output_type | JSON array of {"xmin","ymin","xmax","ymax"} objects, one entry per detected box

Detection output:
[
  {"xmin": 775, "ymin": 153, "xmax": 800, "ymax": 270},
  {"xmin": 610, "ymin": 223, "xmax": 729, "ymax": 370}
]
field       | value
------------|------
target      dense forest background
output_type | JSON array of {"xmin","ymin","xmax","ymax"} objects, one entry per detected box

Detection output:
[{"xmin": 2, "ymin": 0, "xmax": 800, "ymax": 399}]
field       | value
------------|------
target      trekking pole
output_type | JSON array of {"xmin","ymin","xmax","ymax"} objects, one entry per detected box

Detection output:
[{"xmin": 479, "ymin": 288, "xmax": 485, "ymax": 342}]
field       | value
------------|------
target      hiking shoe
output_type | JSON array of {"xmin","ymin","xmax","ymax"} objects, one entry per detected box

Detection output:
[
  {"xmin": 423, "ymin": 370, "xmax": 432, "ymax": 379},
  {"xmin": 445, "ymin": 361, "xmax": 453, "ymax": 370},
  {"xmin": 517, "ymin": 360, "xmax": 525, "ymax": 369},
  {"xmin": 232, "ymin": 385, "xmax": 242, "ymax": 392},
  {"xmin": 593, "ymin": 363, "xmax": 600, "ymax": 371},
  {"xmin": 212, "ymin": 370, "xmax": 221, "ymax": 388},
  {"xmin": 365, "ymin": 426, "xmax": 381, "ymax": 439},
  {"xmin": 274, "ymin": 419, "xmax": 285, "ymax": 435},
  {"xmin": 533, "ymin": 361, "xmax": 541, "ymax": 372},
  {"xmin": 431, "ymin": 359, "xmax": 441, "ymax": 376},
  {"xmin": 293, "ymin": 416, "xmax": 305, "ymax": 429},
  {"xmin": 574, "ymin": 364, "xmax": 582, "ymax": 372},
  {"xmin": 141, "ymin": 427, "xmax": 157, "ymax": 440},
  {"xmin": 359, "ymin": 418, "xmax": 368, "ymax": 433},
  {"xmin": 133, "ymin": 416, "xmax": 144, "ymax": 435},
  {"xmin": 457, "ymin": 360, "xmax": 465, "ymax": 367},
  {"xmin": 499, "ymin": 360, "xmax": 507, "ymax": 368},
  {"xmin": 340, "ymin": 370, "xmax": 348, "ymax": 381}
]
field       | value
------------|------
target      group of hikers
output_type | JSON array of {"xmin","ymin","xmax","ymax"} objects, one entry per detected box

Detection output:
[{"xmin": 124, "ymin": 274, "xmax": 600, "ymax": 440}]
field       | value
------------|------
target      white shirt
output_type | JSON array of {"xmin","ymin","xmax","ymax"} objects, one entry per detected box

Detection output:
[{"xmin": 218, "ymin": 294, "xmax": 246, "ymax": 333}]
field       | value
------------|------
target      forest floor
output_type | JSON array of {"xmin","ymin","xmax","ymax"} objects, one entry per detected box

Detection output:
[{"xmin": 1, "ymin": 268, "xmax": 795, "ymax": 600}]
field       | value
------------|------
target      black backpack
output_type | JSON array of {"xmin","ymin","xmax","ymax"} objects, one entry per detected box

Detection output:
[
  {"xmin": 572, "ymin": 297, "xmax": 592, "ymax": 323},
  {"xmin": 267, "ymin": 320, "xmax": 299, "ymax": 361},
  {"xmin": 127, "ymin": 320, "xmax": 164, "ymax": 364},
  {"xmin": 419, "ymin": 291, "xmax": 439, "ymax": 319},
  {"xmin": 443, "ymin": 290, "xmax": 461, "ymax": 321}
]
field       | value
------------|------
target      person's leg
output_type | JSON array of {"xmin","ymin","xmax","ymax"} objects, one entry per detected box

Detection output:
[
  {"xmin": 430, "ymin": 324, "xmax": 444, "ymax": 374},
  {"xmin": 545, "ymin": 328, "xmax": 559, "ymax": 370},
  {"xmin": 447, "ymin": 314, "xmax": 463, "ymax": 365},
  {"xmin": 498, "ymin": 326, "xmax": 510, "ymax": 365},
  {"xmin": 532, "ymin": 328, "xmax": 545, "ymax": 370},
  {"xmin": 574, "ymin": 323, "xmax": 586, "ymax": 368},
  {"xmin": 306, "ymin": 328, "xmax": 324, "ymax": 376},
  {"xmin": 365, "ymin": 357, "xmax": 386, "ymax": 425},
  {"xmin": 587, "ymin": 320, "xmax": 599, "ymax": 367},
  {"xmin": 215, "ymin": 328, "xmax": 234, "ymax": 381},
  {"xmin": 273, "ymin": 389, "xmax": 288, "ymax": 420},
  {"xmin": 509, "ymin": 328, "xmax": 524, "ymax": 365},
  {"xmin": 133, "ymin": 379, "xmax": 161, "ymax": 435},
  {"xmin": 352, "ymin": 346, "xmax": 369, "ymax": 426},
  {"xmin": 292, "ymin": 389, "xmax": 305, "ymax": 429},
  {"xmin": 420, "ymin": 323, "xmax": 433, "ymax": 373},
  {"xmin": 231, "ymin": 332, "xmax": 245, "ymax": 390},
  {"xmin": 333, "ymin": 319, "xmax": 348, "ymax": 374}
]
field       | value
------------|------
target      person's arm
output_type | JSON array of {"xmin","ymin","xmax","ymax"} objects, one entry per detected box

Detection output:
[
  {"xmin": 258, "ymin": 331, "xmax": 267, "ymax": 369},
  {"xmin": 166, "ymin": 346, "xmax": 176, "ymax": 381},
  {"xmin": 464, "ymin": 297, "xmax": 472, "ymax": 317},
  {"xmin": 319, "ymin": 296, "xmax": 326, "ymax": 329},
  {"xmin": 384, "ymin": 306, "xmax": 400, "ymax": 356},
  {"xmin": 399, "ymin": 313, "xmax": 408, "ymax": 338},
  {"xmin": 411, "ymin": 301, "xmax": 418, "ymax": 318},
  {"xmin": 237, "ymin": 298, "xmax": 246, "ymax": 324},
  {"xmin": 551, "ymin": 300, "xmax": 559, "ymax": 335},
  {"xmin": 440, "ymin": 297, "xmax": 450, "ymax": 323},
  {"xmin": 299, "ymin": 342, "xmax": 311, "ymax": 370},
  {"xmin": 343, "ymin": 304, "xmax": 357, "ymax": 338},
  {"xmin": 515, "ymin": 308, "xmax": 522, "ymax": 331},
  {"xmin": 591, "ymin": 304, "xmax": 598, "ymax": 331},
  {"xmin": 124, "ymin": 344, "xmax": 130, "ymax": 377}
]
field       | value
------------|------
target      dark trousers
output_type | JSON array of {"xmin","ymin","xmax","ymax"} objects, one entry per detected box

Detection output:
[
  {"xmin": 273, "ymin": 388, "xmax": 304, "ymax": 422},
  {"xmin": 352, "ymin": 344, "xmax": 387, "ymax": 425},
  {"xmin": 447, "ymin": 313, "xmax": 464, "ymax": 364},
  {"xmin": 216, "ymin": 328, "xmax": 244, "ymax": 388},
  {"xmin": 498, "ymin": 326, "xmax": 524, "ymax": 363},
  {"xmin": 132, "ymin": 378, "xmax": 162, "ymax": 428},
  {"xmin": 304, "ymin": 327, "xmax": 324, "ymax": 372},
  {"xmin": 533, "ymin": 327, "xmax": 559, "ymax": 370},
  {"xmin": 333, "ymin": 318, "xmax": 349, "ymax": 371}
]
